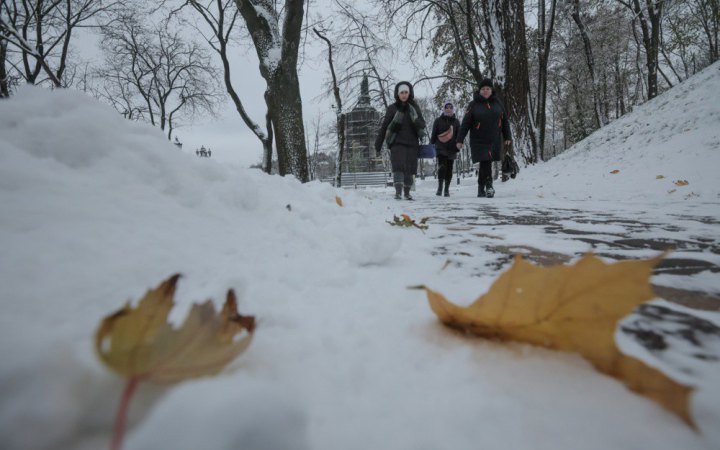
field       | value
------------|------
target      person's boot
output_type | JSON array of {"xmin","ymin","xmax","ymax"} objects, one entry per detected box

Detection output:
[
  {"xmin": 436, "ymin": 179, "xmax": 443, "ymax": 196},
  {"xmin": 485, "ymin": 183, "xmax": 495, "ymax": 198},
  {"xmin": 477, "ymin": 184, "xmax": 485, "ymax": 197},
  {"xmin": 394, "ymin": 183, "xmax": 402, "ymax": 200},
  {"xmin": 443, "ymin": 181, "xmax": 450, "ymax": 197},
  {"xmin": 403, "ymin": 185, "xmax": 414, "ymax": 201}
]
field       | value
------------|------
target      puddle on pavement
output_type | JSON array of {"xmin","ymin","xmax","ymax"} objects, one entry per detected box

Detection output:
[
  {"xmin": 652, "ymin": 285, "xmax": 720, "ymax": 311},
  {"xmin": 488, "ymin": 245, "xmax": 573, "ymax": 267},
  {"xmin": 415, "ymin": 202, "xmax": 720, "ymax": 313}
]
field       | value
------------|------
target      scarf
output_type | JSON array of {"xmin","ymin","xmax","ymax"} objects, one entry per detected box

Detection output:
[{"xmin": 385, "ymin": 102, "xmax": 426, "ymax": 147}]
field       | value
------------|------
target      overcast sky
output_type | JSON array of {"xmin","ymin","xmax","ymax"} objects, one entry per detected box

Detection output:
[
  {"xmin": 72, "ymin": 1, "xmax": 439, "ymax": 168},
  {"xmin": 178, "ymin": 40, "xmax": 333, "ymax": 168},
  {"xmin": 155, "ymin": 0, "xmax": 439, "ymax": 168}
]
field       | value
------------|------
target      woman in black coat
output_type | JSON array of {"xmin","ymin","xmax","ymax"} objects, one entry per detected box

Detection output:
[
  {"xmin": 430, "ymin": 101, "xmax": 461, "ymax": 197},
  {"xmin": 456, "ymin": 78, "xmax": 512, "ymax": 198},
  {"xmin": 375, "ymin": 81, "xmax": 426, "ymax": 200}
]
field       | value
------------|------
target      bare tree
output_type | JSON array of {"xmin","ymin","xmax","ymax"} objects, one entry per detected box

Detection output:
[
  {"xmin": 234, "ymin": 0, "xmax": 309, "ymax": 182},
  {"xmin": 97, "ymin": 12, "xmax": 221, "ymax": 139},
  {"xmin": 0, "ymin": 0, "xmax": 122, "ymax": 88},
  {"xmin": 616, "ymin": 0, "xmax": 664, "ymax": 99},
  {"xmin": 569, "ymin": 0, "xmax": 605, "ymax": 128},
  {"xmin": 313, "ymin": 26, "xmax": 346, "ymax": 187},
  {"xmin": 0, "ymin": 33, "xmax": 9, "ymax": 97},
  {"xmin": 305, "ymin": 111, "xmax": 323, "ymax": 180},
  {"xmin": 535, "ymin": 0, "xmax": 557, "ymax": 161},
  {"xmin": 168, "ymin": 0, "xmax": 275, "ymax": 172},
  {"xmin": 661, "ymin": 0, "xmax": 719, "ymax": 81},
  {"xmin": 329, "ymin": 1, "xmax": 395, "ymax": 108},
  {"xmin": 694, "ymin": 0, "xmax": 719, "ymax": 63}
]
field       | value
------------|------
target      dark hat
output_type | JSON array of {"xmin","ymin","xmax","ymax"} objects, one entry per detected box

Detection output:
[{"xmin": 479, "ymin": 78, "xmax": 493, "ymax": 89}]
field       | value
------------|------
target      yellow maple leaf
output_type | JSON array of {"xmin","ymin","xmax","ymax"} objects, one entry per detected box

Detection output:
[
  {"xmin": 335, "ymin": 195, "xmax": 344, "ymax": 207},
  {"xmin": 674, "ymin": 180, "xmax": 689, "ymax": 186},
  {"xmin": 96, "ymin": 275, "xmax": 256, "ymax": 449},
  {"xmin": 418, "ymin": 254, "xmax": 695, "ymax": 427},
  {"xmin": 610, "ymin": 169, "xmax": 620, "ymax": 174},
  {"xmin": 95, "ymin": 274, "xmax": 255, "ymax": 383}
]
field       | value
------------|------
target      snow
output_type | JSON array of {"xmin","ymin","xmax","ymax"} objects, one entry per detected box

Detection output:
[
  {"xmin": 526, "ymin": 62, "xmax": 720, "ymax": 205},
  {"xmin": 250, "ymin": 3, "xmax": 283, "ymax": 73},
  {"xmin": 1, "ymin": 63, "xmax": 719, "ymax": 450}
]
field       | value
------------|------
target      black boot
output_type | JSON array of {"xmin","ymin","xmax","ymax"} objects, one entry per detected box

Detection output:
[
  {"xmin": 485, "ymin": 183, "xmax": 495, "ymax": 198},
  {"xmin": 436, "ymin": 179, "xmax": 443, "ymax": 196},
  {"xmin": 403, "ymin": 186, "xmax": 414, "ymax": 201},
  {"xmin": 478, "ymin": 184, "xmax": 485, "ymax": 197},
  {"xmin": 443, "ymin": 181, "xmax": 450, "ymax": 197},
  {"xmin": 394, "ymin": 183, "xmax": 402, "ymax": 200}
]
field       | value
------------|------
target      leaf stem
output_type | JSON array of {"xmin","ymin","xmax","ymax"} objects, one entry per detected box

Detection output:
[{"xmin": 111, "ymin": 377, "xmax": 141, "ymax": 450}]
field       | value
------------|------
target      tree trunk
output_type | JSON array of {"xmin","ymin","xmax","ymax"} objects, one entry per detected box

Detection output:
[
  {"xmin": 186, "ymin": 0, "xmax": 275, "ymax": 173},
  {"xmin": 536, "ymin": 0, "xmax": 557, "ymax": 161},
  {"xmin": 263, "ymin": 111, "xmax": 273, "ymax": 173},
  {"xmin": 537, "ymin": 0, "xmax": 546, "ymax": 161},
  {"xmin": 699, "ymin": 0, "xmax": 719, "ymax": 63},
  {"xmin": 235, "ymin": 0, "xmax": 309, "ymax": 182},
  {"xmin": 627, "ymin": 0, "xmax": 663, "ymax": 99},
  {"xmin": 571, "ymin": 0, "xmax": 604, "ymax": 128},
  {"xmin": 312, "ymin": 27, "xmax": 345, "ymax": 187},
  {"xmin": 335, "ymin": 113, "xmax": 346, "ymax": 186},
  {"xmin": 494, "ymin": 0, "xmax": 538, "ymax": 164},
  {"xmin": 265, "ymin": 68, "xmax": 309, "ymax": 180},
  {"xmin": 0, "ymin": 39, "xmax": 9, "ymax": 98},
  {"xmin": 614, "ymin": 55, "xmax": 626, "ymax": 118}
]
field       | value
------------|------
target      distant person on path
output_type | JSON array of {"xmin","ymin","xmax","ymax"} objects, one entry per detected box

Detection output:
[
  {"xmin": 456, "ymin": 78, "xmax": 512, "ymax": 198},
  {"xmin": 375, "ymin": 81, "xmax": 427, "ymax": 200},
  {"xmin": 430, "ymin": 100, "xmax": 461, "ymax": 197}
]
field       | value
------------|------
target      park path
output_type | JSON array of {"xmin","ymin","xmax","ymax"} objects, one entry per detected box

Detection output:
[{"xmin": 366, "ymin": 185, "xmax": 720, "ymax": 382}]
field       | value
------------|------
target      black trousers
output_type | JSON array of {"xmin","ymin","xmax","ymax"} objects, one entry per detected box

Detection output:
[
  {"xmin": 437, "ymin": 155, "xmax": 454, "ymax": 183},
  {"xmin": 478, "ymin": 160, "xmax": 493, "ymax": 186}
]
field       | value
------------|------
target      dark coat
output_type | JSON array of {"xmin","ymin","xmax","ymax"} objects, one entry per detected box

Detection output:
[
  {"xmin": 374, "ymin": 82, "xmax": 427, "ymax": 154},
  {"xmin": 430, "ymin": 114, "xmax": 461, "ymax": 159},
  {"xmin": 456, "ymin": 91, "xmax": 512, "ymax": 163}
]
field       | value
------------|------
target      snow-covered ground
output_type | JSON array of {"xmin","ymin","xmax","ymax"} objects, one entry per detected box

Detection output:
[{"xmin": 1, "ymin": 63, "xmax": 719, "ymax": 450}]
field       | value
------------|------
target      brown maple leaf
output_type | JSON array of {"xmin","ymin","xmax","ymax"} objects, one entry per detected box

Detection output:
[
  {"xmin": 417, "ymin": 254, "xmax": 695, "ymax": 427},
  {"xmin": 96, "ymin": 274, "xmax": 255, "ymax": 383},
  {"xmin": 387, "ymin": 214, "xmax": 429, "ymax": 231},
  {"xmin": 95, "ymin": 275, "xmax": 255, "ymax": 449}
]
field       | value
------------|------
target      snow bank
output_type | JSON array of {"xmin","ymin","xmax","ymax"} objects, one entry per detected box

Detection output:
[
  {"xmin": 1, "ymin": 72, "xmax": 718, "ymax": 450},
  {"xmin": 519, "ymin": 61, "xmax": 720, "ymax": 204}
]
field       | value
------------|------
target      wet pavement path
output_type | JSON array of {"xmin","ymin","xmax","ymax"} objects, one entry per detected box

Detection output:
[
  {"xmin": 380, "ymin": 190, "xmax": 720, "ymax": 382},
  {"xmin": 397, "ymin": 194, "xmax": 720, "ymax": 311}
]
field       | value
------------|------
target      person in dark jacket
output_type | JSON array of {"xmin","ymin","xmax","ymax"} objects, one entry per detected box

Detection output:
[
  {"xmin": 456, "ymin": 78, "xmax": 512, "ymax": 198},
  {"xmin": 430, "ymin": 101, "xmax": 461, "ymax": 197},
  {"xmin": 375, "ymin": 81, "xmax": 427, "ymax": 200}
]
